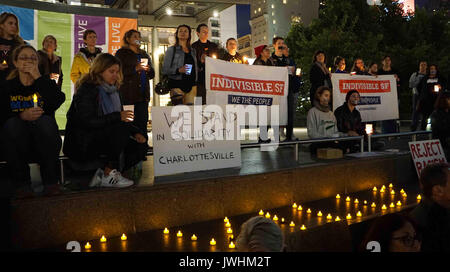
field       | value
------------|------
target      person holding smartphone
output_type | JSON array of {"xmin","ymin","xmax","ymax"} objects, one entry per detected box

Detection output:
[{"xmin": 162, "ymin": 24, "xmax": 198, "ymax": 105}]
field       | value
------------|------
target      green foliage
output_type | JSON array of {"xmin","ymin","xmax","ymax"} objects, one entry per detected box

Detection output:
[{"xmin": 286, "ymin": 0, "xmax": 450, "ymax": 119}]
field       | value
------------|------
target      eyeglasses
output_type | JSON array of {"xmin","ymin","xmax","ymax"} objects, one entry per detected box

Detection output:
[
  {"xmin": 18, "ymin": 56, "xmax": 38, "ymax": 61},
  {"xmin": 392, "ymin": 234, "xmax": 420, "ymax": 247}
]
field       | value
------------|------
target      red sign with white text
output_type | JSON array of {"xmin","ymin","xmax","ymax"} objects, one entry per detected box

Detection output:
[
  {"xmin": 409, "ymin": 139, "xmax": 447, "ymax": 177},
  {"xmin": 210, "ymin": 74, "xmax": 285, "ymax": 96},
  {"xmin": 339, "ymin": 79, "xmax": 391, "ymax": 93}
]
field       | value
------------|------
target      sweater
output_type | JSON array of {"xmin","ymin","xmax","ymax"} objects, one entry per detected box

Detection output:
[{"xmin": 307, "ymin": 106, "xmax": 338, "ymax": 139}]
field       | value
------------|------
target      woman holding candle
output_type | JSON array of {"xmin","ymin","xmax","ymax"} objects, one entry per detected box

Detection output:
[
  {"xmin": 162, "ymin": 24, "xmax": 198, "ymax": 106},
  {"xmin": 37, "ymin": 35, "xmax": 63, "ymax": 89},
  {"xmin": 115, "ymin": 30, "xmax": 155, "ymax": 146},
  {"xmin": 0, "ymin": 12, "xmax": 25, "ymax": 84},
  {"xmin": 63, "ymin": 53, "xmax": 147, "ymax": 188},
  {"xmin": 70, "ymin": 29, "xmax": 102, "ymax": 86},
  {"xmin": 350, "ymin": 58, "xmax": 369, "ymax": 75},
  {"xmin": 0, "ymin": 44, "xmax": 65, "ymax": 197}
]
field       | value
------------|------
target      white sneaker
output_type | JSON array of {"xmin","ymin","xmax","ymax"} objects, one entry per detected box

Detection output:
[
  {"xmin": 89, "ymin": 168, "xmax": 104, "ymax": 187},
  {"xmin": 100, "ymin": 169, "xmax": 134, "ymax": 188}
]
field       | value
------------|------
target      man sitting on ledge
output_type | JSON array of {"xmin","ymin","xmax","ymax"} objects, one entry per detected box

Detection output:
[{"xmin": 410, "ymin": 163, "xmax": 450, "ymax": 252}]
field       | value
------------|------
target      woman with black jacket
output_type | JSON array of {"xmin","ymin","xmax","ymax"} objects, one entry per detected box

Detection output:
[
  {"xmin": 63, "ymin": 53, "xmax": 147, "ymax": 188},
  {"xmin": 115, "ymin": 30, "xmax": 154, "ymax": 139},
  {"xmin": 309, "ymin": 50, "xmax": 332, "ymax": 103},
  {"xmin": 37, "ymin": 35, "xmax": 63, "ymax": 89},
  {"xmin": 0, "ymin": 44, "xmax": 65, "ymax": 197},
  {"xmin": 0, "ymin": 12, "xmax": 25, "ymax": 84}
]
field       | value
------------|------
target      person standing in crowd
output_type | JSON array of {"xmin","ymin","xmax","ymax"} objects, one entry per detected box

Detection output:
[
  {"xmin": 410, "ymin": 163, "xmax": 450, "ymax": 252},
  {"xmin": 368, "ymin": 62, "xmax": 378, "ymax": 76},
  {"xmin": 360, "ymin": 213, "xmax": 421, "ymax": 252},
  {"xmin": 63, "ymin": 53, "xmax": 147, "ymax": 188},
  {"xmin": 70, "ymin": 29, "xmax": 102, "ymax": 85},
  {"xmin": 334, "ymin": 90, "xmax": 366, "ymax": 153},
  {"xmin": 37, "ymin": 35, "xmax": 63, "ymax": 90},
  {"xmin": 334, "ymin": 56, "xmax": 347, "ymax": 73},
  {"xmin": 409, "ymin": 61, "xmax": 428, "ymax": 131},
  {"xmin": 115, "ymin": 29, "xmax": 155, "ymax": 146},
  {"xmin": 430, "ymin": 91, "xmax": 450, "ymax": 159},
  {"xmin": 236, "ymin": 216, "xmax": 286, "ymax": 252},
  {"xmin": 0, "ymin": 12, "xmax": 25, "ymax": 83},
  {"xmin": 350, "ymin": 58, "xmax": 369, "ymax": 75},
  {"xmin": 191, "ymin": 23, "xmax": 219, "ymax": 105},
  {"xmin": 417, "ymin": 64, "xmax": 447, "ymax": 131},
  {"xmin": 253, "ymin": 45, "xmax": 273, "ymax": 144},
  {"xmin": 309, "ymin": 50, "xmax": 332, "ymax": 103},
  {"xmin": 0, "ymin": 45, "xmax": 65, "ymax": 197},
  {"xmin": 307, "ymin": 86, "xmax": 341, "ymax": 154},
  {"xmin": 162, "ymin": 24, "xmax": 198, "ymax": 106},
  {"xmin": 221, "ymin": 38, "xmax": 248, "ymax": 64},
  {"xmin": 378, "ymin": 55, "xmax": 400, "ymax": 133}
]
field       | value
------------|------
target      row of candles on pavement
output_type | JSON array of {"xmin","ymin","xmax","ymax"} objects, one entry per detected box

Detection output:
[{"xmin": 82, "ymin": 183, "xmax": 422, "ymax": 250}]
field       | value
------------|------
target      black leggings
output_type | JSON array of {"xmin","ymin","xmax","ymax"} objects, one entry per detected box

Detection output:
[{"xmin": 2, "ymin": 115, "xmax": 61, "ymax": 187}]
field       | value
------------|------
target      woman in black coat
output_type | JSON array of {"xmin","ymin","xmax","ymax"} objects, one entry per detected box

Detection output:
[
  {"xmin": 309, "ymin": 50, "xmax": 332, "ymax": 103},
  {"xmin": 63, "ymin": 53, "xmax": 147, "ymax": 188}
]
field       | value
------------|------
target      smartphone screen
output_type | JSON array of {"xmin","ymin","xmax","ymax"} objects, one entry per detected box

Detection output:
[
  {"xmin": 185, "ymin": 64, "xmax": 193, "ymax": 75},
  {"xmin": 296, "ymin": 68, "xmax": 301, "ymax": 76}
]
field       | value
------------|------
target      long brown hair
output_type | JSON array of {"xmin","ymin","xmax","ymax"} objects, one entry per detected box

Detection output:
[
  {"xmin": 6, "ymin": 44, "xmax": 37, "ymax": 80},
  {"xmin": 0, "ymin": 12, "xmax": 25, "ymax": 45},
  {"xmin": 174, "ymin": 24, "xmax": 191, "ymax": 48},
  {"xmin": 76, "ymin": 53, "xmax": 123, "ymax": 89}
]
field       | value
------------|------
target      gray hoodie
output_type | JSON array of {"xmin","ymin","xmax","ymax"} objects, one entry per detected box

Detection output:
[{"xmin": 307, "ymin": 106, "xmax": 339, "ymax": 139}]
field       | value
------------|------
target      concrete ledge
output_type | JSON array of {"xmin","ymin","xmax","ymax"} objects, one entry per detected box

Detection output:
[{"xmin": 10, "ymin": 154, "xmax": 415, "ymax": 249}]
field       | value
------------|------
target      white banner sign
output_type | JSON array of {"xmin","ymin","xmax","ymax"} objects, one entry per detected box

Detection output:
[
  {"xmin": 331, "ymin": 74, "xmax": 399, "ymax": 122},
  {"xmin": 151, "ymin": 105, "xmax": 241, "ymax": 176},
  {"xmin": 409, "ymin": 139, "xmax": 447, "ymax": 177},
  {"xmin": 205, "ymin": 57, "xmax": 289, "ymax": 125}
]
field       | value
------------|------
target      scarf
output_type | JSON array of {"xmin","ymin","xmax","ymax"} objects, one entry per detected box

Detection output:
[
  {"xmin": 315, "ymin": 61, "xmax": 330, "ymax": 76},
  {"xmin": 98, "ymin": 84, "xmax": 122, "ymax": 115},
  {"xmin": 314, "ymin": 100, "xmax": 330, "ymax": 112}
]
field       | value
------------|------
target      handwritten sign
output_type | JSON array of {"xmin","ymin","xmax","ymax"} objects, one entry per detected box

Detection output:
[
  {"xmin": 409, "ymin": 139, "xmax": 447, "ymax": 177},
  {"xmin": 151, "ymin": 105, "xmax": 241, "ymax": 176}
]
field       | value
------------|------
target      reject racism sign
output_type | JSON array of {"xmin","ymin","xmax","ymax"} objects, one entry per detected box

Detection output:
[
  {"xmin": 331, "ymin": 74, "xmax": 399, "ymax": 122},
  {"xmin": 151, "ymin": 105, "xmax": 241, "ymax": 176},
  {"xmin": 206, "ymin": 57, "xmax": 288, "ymax": 125},
  {"xmin": 409, "ymin": 139, "xmax": 447, "ymax": 177}
]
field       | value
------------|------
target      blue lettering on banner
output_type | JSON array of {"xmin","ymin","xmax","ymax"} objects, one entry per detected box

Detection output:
[
  {"xmin": 359, "ymin": 96, "xmax": 381, "ymax": 105},
  {"xmin": 228, "ymin": 95, "xmax": 273, "ymax": 106}
]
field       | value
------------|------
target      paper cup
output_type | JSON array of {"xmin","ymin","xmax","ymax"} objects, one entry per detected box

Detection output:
[
  {"xmin": 123, "ymin": 105, "xmax": 134, "ymax": 121},
  {"xmin": 140, "ymin": 58, "xmax": 148, "ymax": 67}
]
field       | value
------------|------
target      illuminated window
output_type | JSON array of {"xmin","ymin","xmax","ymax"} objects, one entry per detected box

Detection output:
[
  {"xmin": 272, "ymin": 11, "xmax": 275, "ymax": 16},
  {"xmin": 283, "ymin": 0, "xmax": 287, "ymax": 4},
  {"xmin": 271, "ymin": 4, "xmax": 274, "ymax": 8},
  {"xmin": 258, "ymin": 7, "xmax": 261, "ymax": 12},
  {"xmin": 273, "ymin": 20, "xmax": 276, "ymax": 24}
]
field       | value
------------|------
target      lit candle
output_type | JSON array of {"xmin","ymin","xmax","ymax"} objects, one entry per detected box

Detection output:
[
  {"xmin": 265, "ymin": 212, "xmax": 271, "ymax": 219},
  {"xmin": 389, "ymin": 183, "xmax": 393, "ymax": 188},
  {"xmin": 210, "ymin": 238, "xmax": 216, "ymax": 246},
  {"xmin": 391, "ymin": 190, "xmax": 395, "ymax": 195},
  {"xmin": 365, "ymin": 124, "xmax": 373, "ymax": 135},
  {"xmin": 373, "ymin": 186, "xmax": 377, "ymax": 192},
  {"xmin": 400, "ymin": 189, "xmax": 405, "ymax": 194},
  {"xmin": 357, "ymin": 211, "xmax": 362, "ymax": 217},
  {"xmin": 300, "ymin": 225, "xmax": 306, "ymax": 230},
  {"xmin": 227, "ymin": 228, "xmax": 233, "ymax": 234},
  {"xmin": 243, "ymin": 56, "xmax": 248, "ymax": 62},
  {"xmin": 84, "ymin": 242, "xmax": 91, "ymax": 249},
  {"xmin": 328, "ymin": 67, "xmax": 331, "ymax": 72},
  {"xmin": 326, "ymin": 214, "xmax": 332, "ymax": 220},
  {"xmin": 346, "ymin": 213, "xmax": 352, "ymax": 220},
  {"xmin": 297, "ymin": 205, "xmax": 303, "ymax": 211},
  {"xmin": 354, "ymin": 199, "xmax": 359, "ymax": 204},
  {"xmin": 417, "ymin": 194, "xmax": 422, "ymax": 200},
  {"xmin": 390, "ymin": 203, "xmax": 395, "ymax": 208},
  {"xmin": 317, "ymin": 211, "xmax": 323, "ymax": 217},
  {"xmin": 346, "ymin": 196, "xmax": 351, "ymax": 202},
  {"xmin": 382, "ymin": 204, "xmax": 387, "ymax": 210},
  {"xmin": 403, "ymin": 193, "xmax": 407, "ymax": 197},
  {"xmin": 380, "ymin": 188, "xmax": 385, "ymax": 193},
  {"xmin": 364, "ymin": 200, "xmax": 368, "ymax": 205},
  {"xmin": 229, "ymin": 241, "xmax": 236, "ymax": 249},
  {"xmin": 191, "ymin": 234, "xmax": 197, "ymax": 241},
  {"xmin": 292, "ymin": 203, "xmax": 297, "ymax": 209},
  {"xmin": 212, "ymin": 54, "xmax": 217, "ymax": 59},
  {"xmin": 306, "ymin": 208, "xmax": 311, "ymax": 214},
  {"xmin": 177, "ymin": 231, "xmax": 183, "ymax": 238},
  {"xmin": 371, "ymin": 202, "xmax": 376, "ymax": 208},
  {"xmin": 1, "ymin": 60, "xmax": 6, "ymax": 65},
  {"xmin": 289, "ymin": 221, "xmax": 295, "ymax": 227},
  {"xmin": 335, "ymin": 216, "xmax": 341, "ymax": 222},
  {"xmin": 163, "ymin": 228, "xmax": 169, "ymax": 234},
  {"xmin": 396, "ymin": 201, "xmax": 402, "ymax": 207},
  {"xmin": 281, "ymin": 218, "xmax": 285, "ymax": 223},
  {"xmin": 225, "ymin": 222, "xmax": 231, "ymax": 228},
  {"xmin": 33, "ymin": 94, "xmax": 38, "ymax": 108},
  {"xmin": 273, "ymin": 215, "xmax": 278, "ymax": 221},
  {"xmin": 100, "ymin": 235, "xmax": 107, "ymax": 243},
  {"xmin": 259, "ymin": 210, "xmax": 264, "ymax": 216},
  {"xmin": 121, "ymin": 234, "xmax": 127, "ymax": 241},
  {"xmin": 381, "ymin": 185, "xmax": 386, "ymax": 190},
  {"xmin": 336, "ymin": 194, "xmax": 341, "ymax": 199},
  {"xmin": 224, "ymin": 217, "xmax": 229, "ymax": 223}
]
